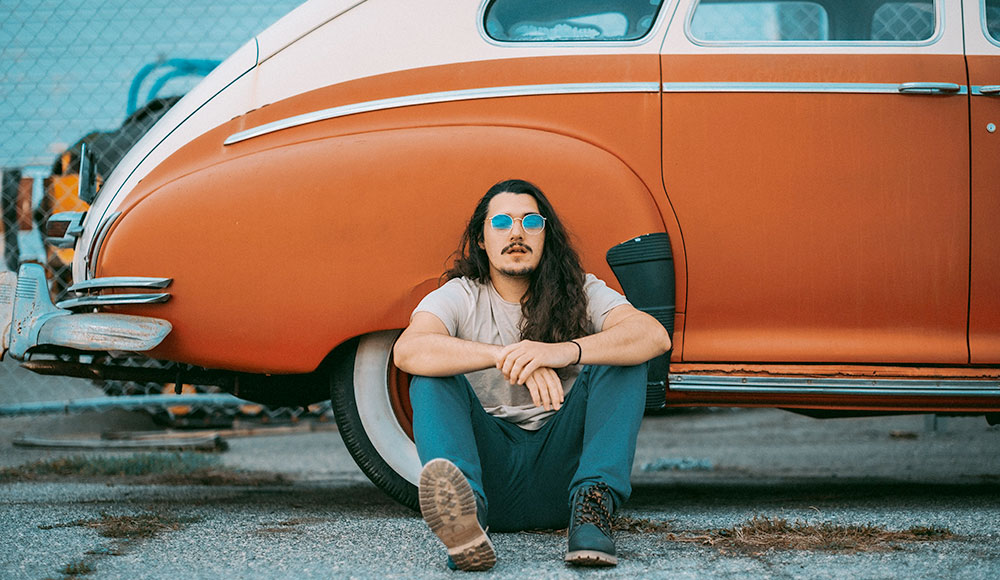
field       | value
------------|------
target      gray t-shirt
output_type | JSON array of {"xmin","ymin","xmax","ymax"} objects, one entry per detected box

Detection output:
[{"xmin": 412, "ymin": 274, "xmax": 630, "ymax": 430}]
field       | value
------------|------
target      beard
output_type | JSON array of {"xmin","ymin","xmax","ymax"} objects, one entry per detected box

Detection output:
[{"xmin": 498, "ymin": 264, "xmax": 536, "ymax": 278}]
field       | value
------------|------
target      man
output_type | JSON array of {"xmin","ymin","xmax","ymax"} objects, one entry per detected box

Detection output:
[{"xmin": 393, "ymin": 179, "xmax": 671, "ymax": 570}]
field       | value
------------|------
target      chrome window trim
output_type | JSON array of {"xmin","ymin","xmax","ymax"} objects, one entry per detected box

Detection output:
[
  {"xmin": 225, "ymin": 81, "xmax": 661, "ymax": 145},
  {"xmin": 85, "ymin": 211, "xmax": 122, "ymax": 279},
  {"xmin": 669, "ymin": 374, "xmax": 1000, "ymax": 397},
  {"xmin": 475, "ymin": 0, "xmax": 672, "ymax": 47},
  {"xmin": 67, "ymin": 277, "xmax": 172, "ymax": 293},
  {"xmin": 662, "ymin": 81, "xmax": 967, "ymax": 94},
  {"xmin": 980, "ymin": 0, "xmax": 1000, "ymax": 48},
  {"xmin": 56, "ymin": 293, "xmax": 171, "ymax": 310},
  {"xmin": 683, "ymin": 0, "xmax": 945, "ymax": 48}
]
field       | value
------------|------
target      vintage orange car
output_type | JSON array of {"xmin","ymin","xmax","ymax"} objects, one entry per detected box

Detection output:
[{"xmin": 2, "ymin": 0, "xmax": 999, "ymax": 508}]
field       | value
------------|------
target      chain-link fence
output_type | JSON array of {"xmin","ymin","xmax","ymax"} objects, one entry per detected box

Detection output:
[{"xmin": 0, "ymin": 0, "xmax": 328, "ymax": 424}]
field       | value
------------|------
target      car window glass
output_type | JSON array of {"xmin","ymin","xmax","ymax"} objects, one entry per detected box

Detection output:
[
  {"xmin": 985, "ymin": 0, "xmax": 1000, "ymax": 42},
  {"xmin": 484, "ymin": 0, "xmax": 665, "ymax": 42},
  {"xmin": 870, "ymin": 2, "xmax": 935, "ymax": 40},
  {"xmin": 690, "ymin": 1, "xmax": 828, "ymax": 41},
  {"xmin": 689, "ymin": 0, "xmax": 937, "ymax": 42}
]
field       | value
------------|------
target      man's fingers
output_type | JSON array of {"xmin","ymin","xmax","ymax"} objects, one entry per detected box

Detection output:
[
  {"xmin": 507, "ymin": 356, "xmax": 528, "ymax": 384},
  {"xmin": 499, "ymin": 351, "xmax": 520, "ymax": 380},
  {"xmin": 516, "ymin": 359, "xmax": 541, "ymax": 385},
  {"xmin": 542, "ymin": 369, "xmax": 563, "ymax": 410},
  {"xmin": 524, "ymin": 375, "xmax": 542, "ymax": 408},
  {"xmin": 526, "ymin": 373, "xmax": 554, "ymax": 410},
  {"xmin": 535, "ymin": 373, "xmax": 552, "ymax": 410},
  {"xmin": 522, "ymin": 368, "xmax": 564, "ymax": 411}
]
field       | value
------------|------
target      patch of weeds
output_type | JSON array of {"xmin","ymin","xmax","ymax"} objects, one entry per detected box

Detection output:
[
  {"xmin": 613, "ymin": 515, "xmax": 673, "ymax": 533},
  {"xmin": 1, "ymin": 453, "xmax": 216, "ymax": 479},
  {"xmin": 0, "ymin": 453, "xmax": 288, "ymax": 486},
  {"xmin": 59, "ymin": 559, "xmax": 95, "ymax": 576},
  {"xmin": 667, "ymin": 516, "xmax": 956, "ymax": 555},
  {"xmin": 42, "ymin": 512, "xmax": 199, "ymax": 580},
  {"xmin": 41, "ymin": 512, "xmax": 201, "ymax": 540},
  {"xmin": 905, "ymin": 525, "xmax": 952, "ymax": 538},
  {"xmin": 521, "ymin": 515, "xmax": 672, "ymax": 537}
]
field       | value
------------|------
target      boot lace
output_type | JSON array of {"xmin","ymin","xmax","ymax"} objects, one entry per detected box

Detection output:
[{"xmin": 572, "ymin": 483, "xmax": 613, "ymax": 535}]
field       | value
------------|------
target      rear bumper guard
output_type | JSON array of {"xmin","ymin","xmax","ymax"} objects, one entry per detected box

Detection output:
[{"xmin": 1, "ymin": 263, "xmax": 172, "ymax": 360}]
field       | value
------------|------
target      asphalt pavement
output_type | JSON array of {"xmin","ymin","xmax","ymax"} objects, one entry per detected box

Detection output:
[{"xmin": 1, "ymin": 406, "xmax": 998, "ymax": 579}]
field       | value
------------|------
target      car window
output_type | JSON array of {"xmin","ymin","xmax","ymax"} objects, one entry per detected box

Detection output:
[
  {"xmin": 689, "ymin": 0, "xmax": 937, "ymax": 43},
  {"xmin": 870, "ymin": 2, "xmax": 935, "ymax": 40},
  {"xmin": 985, "ymin": 0, "xmax": 1000, "ymax": 42},
  {"xmin": 483, "ymin": 0, "xmax": 665, "ymax": 42},
  {"xmin": 690, "ymin": 1, "xmax": 828, "ymax": 41}
]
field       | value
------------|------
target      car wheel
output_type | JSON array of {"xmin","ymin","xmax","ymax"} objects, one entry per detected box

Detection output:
[{"xmin": 329, "ymin": 330, "xmax": 420, "ymax": 510}]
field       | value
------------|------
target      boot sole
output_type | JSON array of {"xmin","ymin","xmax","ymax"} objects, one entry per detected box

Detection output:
[
  {"xmin": 565, "ymin": 549, "xmax": 618, "ymax": 567},
  {"xmin": 419, "ymin": 458, "xmax": 496, "ymax": 571}
]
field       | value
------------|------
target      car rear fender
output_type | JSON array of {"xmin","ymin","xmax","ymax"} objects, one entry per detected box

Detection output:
[{"xmin": 97, "ymin": 125, "xmax": 668, "ymax": 373}]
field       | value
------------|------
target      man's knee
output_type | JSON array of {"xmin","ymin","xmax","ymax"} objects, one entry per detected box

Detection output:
[
  {"xmin": 410, "ymin": 374, "xmax": 478, "ymax": 412},
  {"xmin": 582, "ymin": 362, "xmax": 648, "ymax": 394}
]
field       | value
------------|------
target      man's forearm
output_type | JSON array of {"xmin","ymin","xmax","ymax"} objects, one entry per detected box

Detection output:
[
  {"xmin": 575, "ymin": 312, "xmax": 671, "ymax": 367},
  {"xmin": 393, "ymin": 331, "xmax": 502, "ymax": 377}
]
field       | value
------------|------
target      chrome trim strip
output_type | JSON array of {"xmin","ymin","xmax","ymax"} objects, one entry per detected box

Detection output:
[
  {"xmin": 224, "ymin": 82, "xmax": 661, "ymax": 145},
  {"xmin": 662, "ymin": 82, "xmax": 968, "ymax": 94},
  {"xmin": 668, "ymin": 374, "xmax": 1000, "ymax": 397},
  {"xmin": 972, "ymin": 85, "xmax": 1000, "ymax": 96},
  {"xmin": 56, "ymin": 293, "xmax": 171, "ymax": 310},
  {"xmin": 86, "ymin": 211, "xmax": 122, "ymax": 279},
  {"xmin": 68, "ymin": 277, "xmax": 172, "ymax": 293}
]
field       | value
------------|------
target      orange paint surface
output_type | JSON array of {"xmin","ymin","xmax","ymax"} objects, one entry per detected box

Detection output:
[
  {"xmin": 661, "ymin": 54, "xmax": 970, "ymax": 364},
  {"xmin": 968, "ymin": 55, "xmax": 1000, "ymax": 363}
]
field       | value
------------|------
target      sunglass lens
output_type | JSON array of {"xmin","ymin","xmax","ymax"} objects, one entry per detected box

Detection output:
[
  {"xmin": 522, "ymin": 214, "xmax": 545, "ymax": 231},
  {"xmin": 490, "ymin": 214, "xmax": 514, "ymax": 230}
]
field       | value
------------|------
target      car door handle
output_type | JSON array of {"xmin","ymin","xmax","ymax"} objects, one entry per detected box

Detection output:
[
  {"xmin": 978, "ymin": 85, "xmax": 1000, "ymax": 95},
  {"xmin": 898, "ymin": 82, "xmax": 963, "ymax": 94}
]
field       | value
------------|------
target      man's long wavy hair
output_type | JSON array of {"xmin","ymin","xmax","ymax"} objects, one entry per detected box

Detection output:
[{"xmin": 445, "ymin": 179, "xmax": 590, "ymax": 343}]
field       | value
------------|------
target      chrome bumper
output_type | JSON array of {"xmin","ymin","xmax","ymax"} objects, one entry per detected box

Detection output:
[{"xmin": 0, "ymin": 263, "xmax": 172, "ymax": 360}]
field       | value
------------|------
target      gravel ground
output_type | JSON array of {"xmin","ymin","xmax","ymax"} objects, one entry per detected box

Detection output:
[{"xmin": 0, "ymin": 401, "xmax": 998, "ymax": 579}]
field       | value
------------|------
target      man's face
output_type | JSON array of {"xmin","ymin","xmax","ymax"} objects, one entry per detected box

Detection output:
[{"xmin": 479, "ymin": 192, "xmax": 546, "ymax": 280}]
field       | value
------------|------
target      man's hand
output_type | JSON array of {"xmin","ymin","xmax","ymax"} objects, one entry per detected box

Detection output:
[
  {"xmin": 496, "ymin": 340, "xmax": 577, "ymax": 385},
  {"xmin": 523, "ymin": 367, "xmax": 564, "ymax": 411}
]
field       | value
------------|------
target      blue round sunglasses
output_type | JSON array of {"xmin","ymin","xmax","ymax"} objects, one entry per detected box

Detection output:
[{"xmin": 488, "ymin": 213, "xmax": 546, "ymax": 233}]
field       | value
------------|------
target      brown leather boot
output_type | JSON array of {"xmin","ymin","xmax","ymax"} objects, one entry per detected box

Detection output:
[{"xmin": 419, "ymin": 458, "xmax": 495, "ymax": 571}]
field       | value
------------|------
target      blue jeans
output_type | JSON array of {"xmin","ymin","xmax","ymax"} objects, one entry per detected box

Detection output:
[{"xmin": 409, "ymin": 364, "xmax": 647, "ymax": 532}]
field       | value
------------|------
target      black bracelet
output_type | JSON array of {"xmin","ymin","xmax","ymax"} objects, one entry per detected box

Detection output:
[{"xmin": 570, "ymin": 340, "xmax": 582, "ymax": 365}]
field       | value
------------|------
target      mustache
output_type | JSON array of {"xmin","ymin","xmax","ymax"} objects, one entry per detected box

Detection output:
[{"xmin": 501, "ymin": 243, "xmax": 532, "ymax": 255}]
